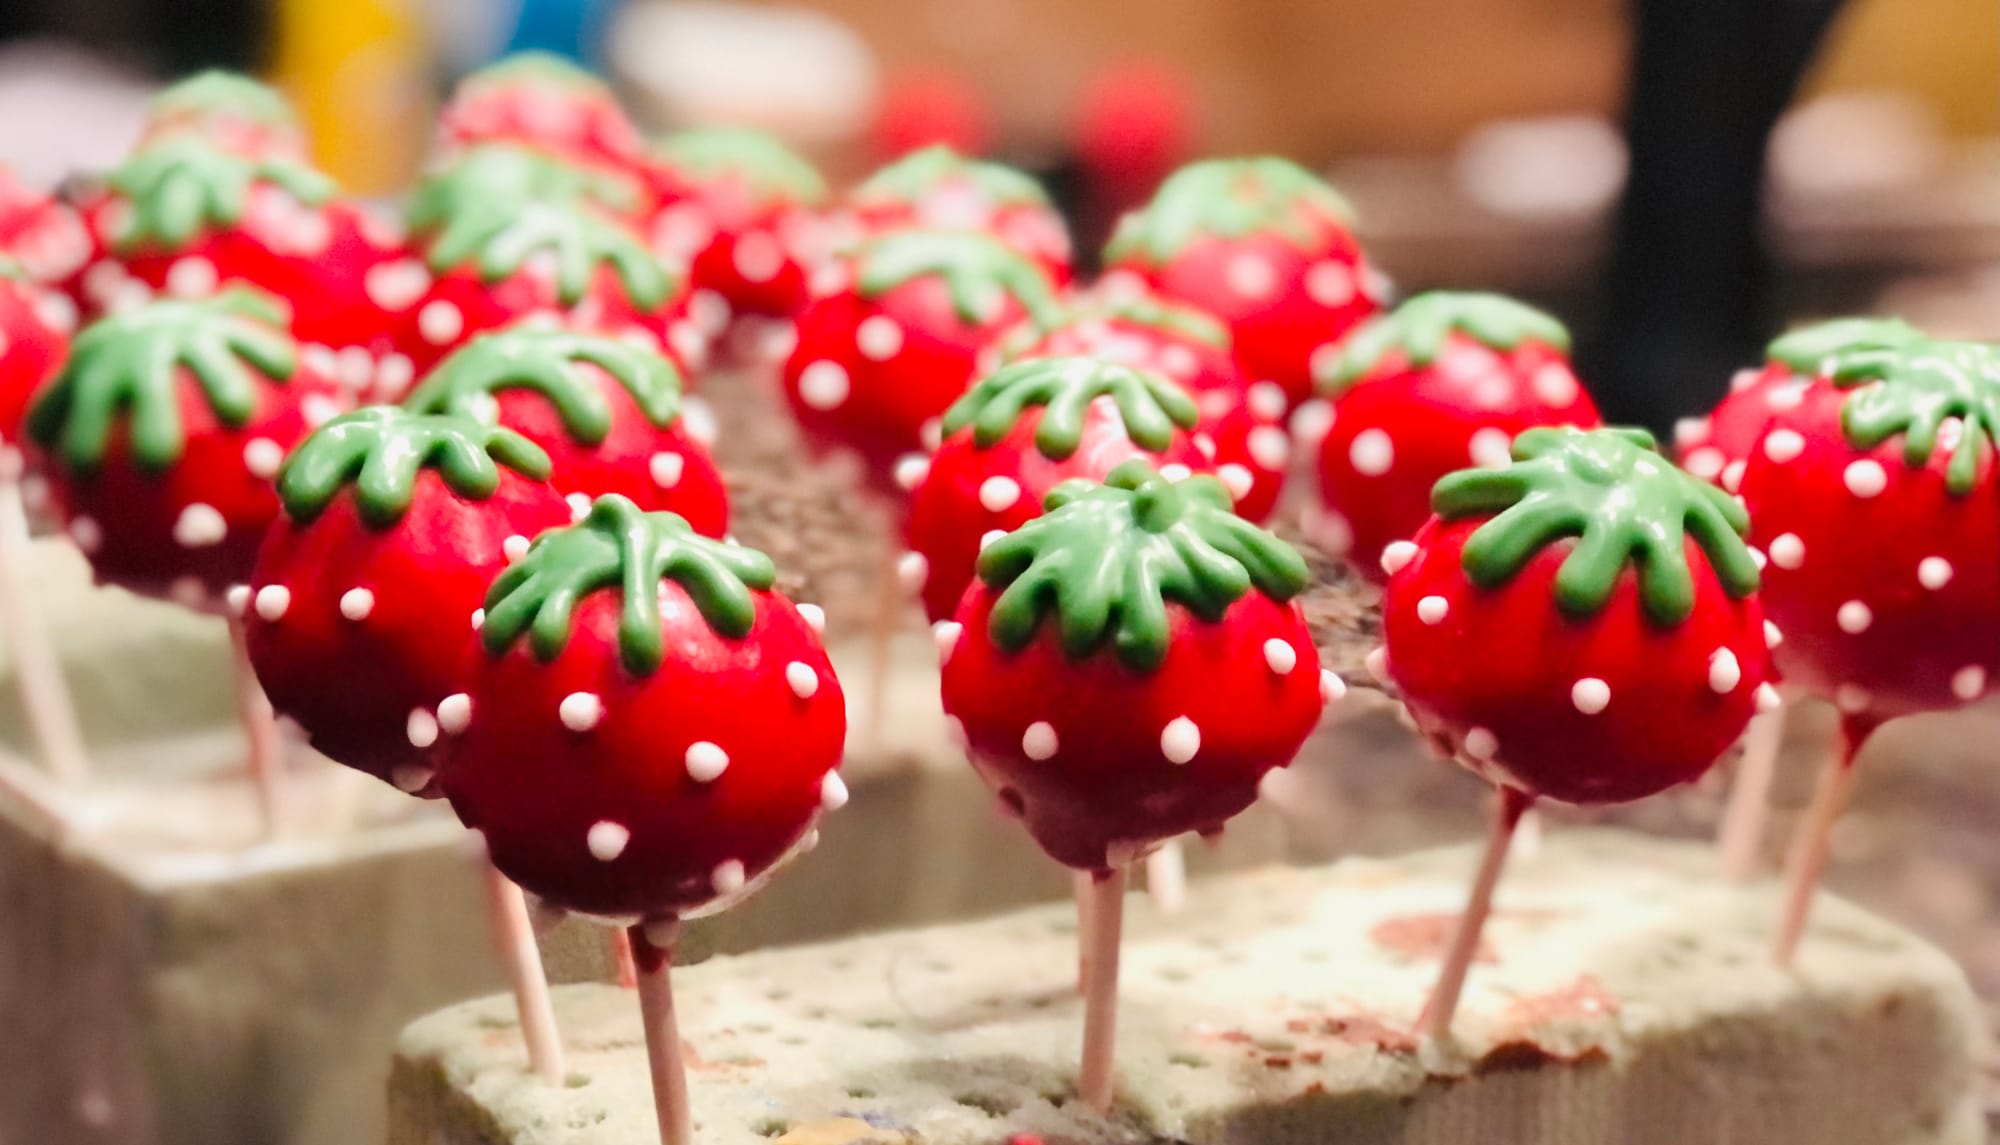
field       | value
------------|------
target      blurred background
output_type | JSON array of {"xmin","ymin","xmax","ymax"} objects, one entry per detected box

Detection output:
[{"xmin": 0, "ymin": 0, "xmax": 1994, "ymax": 431}]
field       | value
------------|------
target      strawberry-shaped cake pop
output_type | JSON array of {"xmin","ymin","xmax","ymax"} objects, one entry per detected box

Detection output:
[
  {"xmin": 136, "ymin": 70, "xmax": 310, "ymax": 158},
  {"xmin": 435, "ymin": 53, "xmax": 649, "ymax": 183},
  {"xmin": 648, "ymin": 129, "xmax": 829, "ymax": 329},
  {"xmin": 1383, "ymin": 426, "xmax": 1767, "ymax": 804},
  {"xmin": 941, "ymin": 460, "xmax": 1329, "ymax": 870},
  {"xmin": 0, "ymin": 165, "xmax": 90, "ymax": 287},
  {"xmin": 0, "ymin": 260, "xmax": 73, "ymax": 454},
  {"xmin": 1102, "ymin": 157, "xmax": 1380, "ymax": 411},
  {"xmin": 391, "ymin": 152, "xmax": 683, "ymax": 373},
  {"xmin": 401, "ymin": 327, "xmax": 727, "ymax": 536},
  {"xmin": 783, "ymin": 229, "xmax": 1059, "ymax": 489},
  {"xmin": 1739, "ymin": 338, "xmax": 1999, "ymax": 726},
  {"xmin": 1675, "ymin": 317, "xmax": 1922, "ymax": 489},
  {"xmin": 1311, "ymin": 292, "xmax": 1602, "ymax": 579},
  {"xmin": 995, "ymin": 290, "xmax": 1292, "ymax": 520},
  {"xmin": 903, "ymin": 357, "xmax": 1210, "ymax": 622},
  {"xmin": 844, "ymin": 145, "xmax": 1072, "ymax": 281},
  {"xmin": 26, "ymin": 289, "xmax": 345, "ymax": 604},
  {"xmin": 243, "ymin": 407, "xmax": 572, "ymax": 793},
  {"xmin": 439, "ymin": 494, "xmax": 847, "ymax": 919}
]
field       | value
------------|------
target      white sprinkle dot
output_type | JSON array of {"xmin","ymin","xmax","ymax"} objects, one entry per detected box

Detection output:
[
  {"xmin": 166, "ymin": 257, "xmax": 218, "ymax": 298},
  {"xmin": 1263, "ymin": 638, "xmax": 1298, "ymax": 675},
  {"xmin": 1248, "ymin": 382, "xmax": 1289, "ymax": 421},
  {"xmin": 1218, "ymin": 464, "xmax": 1255, "ymax": 500},
  {"xmin": 649, "ymin": 452, "xmax": 685, "ymax": 488},
  {"xmin": 559, "ymin": 692, "xmax": 604, "ymax": 732},
  {"xmin": 1762, "ymin": 429, "xmax": 1805, "ymax": 463},
  {"xmin": 978, "ymin": 528, "xmax": 1005, "ymax": 551},
  {"xmin": 173, "ymin": 503, "xmax": 228, "ymax": 548},
  {"xmin": 1708, "ymin": 649, "xmax": 1742, "ymax": 694},
  {"xmin": 798, "ymin": 360, "xmax": 850, "ymax": 410},
  {"xmin": 1349, "ymin": 429, "xmax": 1394, "ymax": 476},
  {"xmin": 436, "ymin": 693, "xmax": 473, "ymax": 734},
  {"xmin": 681, "ymin": 396, "xmax": 718, "ymax": 446},
  {"xmin": 785, "ymin": 661, "xmax": 819, "ymax": 699},
  {"xmin": 1749, "ymin": 547, "xmax": 1768, "ymax": 570},
  {"xmin": 1468, "ymin": 427, "xmax": 1513, "ymax": 469},
  {"xmin": 225, "ymin": 583, "xmax": 251, "ymax": 615},
  {"xmin": 1320, "ymin": 669, "xmax": 1346, "ymax": 704},
  {"xmin": 1835, "ymin": 684, "xmax": 1871, "ymax": 714},
  {"xmin": 365, "ymin": 259, "xmax": 430, "ymax": 311},
  {"xmin": 1571, "ymin": 677, "xmax": 1611, "ymax": 714},
  {"xmin": 586, "ymin": 821, "xmax": 630, "ymax": 861},
  {"xmin": 1836, "ymin": 600, "xmax": 1873, "ymax": 634},
  {"xmin": 1768, "ymin": 533, "xmax": 1805, "ymax": 570},
  {"xmin": 241, "ymin": 437, "xmax": 285, "ymax": 479},
  {"xmin": 503, "ymin": 535, "xmax": 530, "ymax": 562},
  {"xmin": 339, "ymin": 587, "xmax": 375, "ymax": 620},
  {"xmin": 1021, "ymin": 721, "xmax": 1059, "ymax": 760},
  {"xmin": 405, "ymin": 708, "xmax": 439, "ymax": 749},
  {"xmin": 1682, "ymin": 447, "xmax": 1725, "ymax": 480},
  {"xmin": 1160, "ymin": 716, "xmax": 1201, "ymax": 764},
  {"xmin": 390, "ymin": 764, "xmax": 435, "ymax": 793},
  {"xmin": 253, "ymin": 584, "xmax": 291, "ymax": 621},
  {"xmin": 1765, "ymin": 620, "xmax": 1783, "ymax": 648},
  {"xmin": 895, "ymin": 550, "xmax": 929, "ymax": 594},
  {"xmin": 820, "ymin": 770, "xmax": 850, "ymax": 811},
  {"xmin": 711, "ymin": 859, "xmax": 747, "ymax": 895},
  {"xmin": 1531, "ymin": 363, "xmax": 1578, "ymax": 406},
  {"xmin": 1721, "ymin": 460, "xmax": 1747, "ymax": 493},
  {"xmin": 417, "ymin": 300, "xmax": 464, "ymax": 345},
  {"xmin": 1951, "ymin": 665, "xmax": 1988, "ymax": 701},
  {"xmin": 1290, "ymin": 400, "xmax": 1334, "ymax": 446},
  {"xmin": 1247, "ymin": 426, "xmax": 1291, "ymax": 471},
  {"xmin": 1755, "ymin": 682, "xmax": 1783, "ymax": 713},
  {"xmin": 856, "ymin": 315, "xmax": 904, "ymax": 360},
  {"xmin": 375, "ymin": 353, "xmax": 415, "ymax": 398},
  {"xmin": 680, "ymin": 741, "xmax": 727, "ymax": 782},
  {"xmin": 933, "ymin": 620, "xmax": 963, "ymax": 663},
  {"xmin": 1380, "ymin": 540, "xmax": 1418, "ymax": 577},
  {"xmin": 1917, "ymin": 556, "xmax": 1953, "ymax": 590},
  {"xmin": 1225, "ymin": 253, "xmax": 1276, "ymax": 298},
  {"xmin": 1158, "ymin": 462, "xmax": 1193, "ymax": 482},
  {"xmin": 1305, "ymin": 260, "xmax": 1356, "ymax": 307},
  {"xmin": 797, "ymin": 603, "xmax": 825, "ymax": 634},
  {"xmin": 1416, "ymin": 595, "xmax": 1450, "ymax": 625},
  {"xmin": 1843, "ymin": 459, "xmax": 1887, "ymax": 498},
  {"xmin": 894, "ymin": 454, "xmax": 931, "ymax": 491},
  {"xmin": 1365, "ymin": 646, "xmax": 1391, "ymax": 683},
  {"xmin": 471, "ymin": 608, "xmax": 485, "ymax": 631},
  {"xmin": 1464, "ymin": 727, "xmax": 1499, "ymax": 760},
  {"xmin": 978, "ymin": 476, "xmax": 1022, "ymax": 512},
  {"xmin": 566, "ymin": 493, "xmax": 592, "ymax": 522}
]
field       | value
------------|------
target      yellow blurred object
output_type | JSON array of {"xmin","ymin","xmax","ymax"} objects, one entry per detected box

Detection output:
[
  {"xmin": 1807, "ymin": 0, "xmax": 2000, "ymax": 137},
  {"xmin": 271, "ymin": 0, "xmax": 432, "ymax": 194}
]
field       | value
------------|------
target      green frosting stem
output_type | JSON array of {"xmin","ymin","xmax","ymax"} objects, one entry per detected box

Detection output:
[
  {"xmin": 481, "ymin": 494, "xmax": 777, "ymax": 675},
  {"xmin": 105, "ymin": 136, "xmax": 335, "ymax": 251},
  {"xmin": 853, "ymin": 145, "xmax": 1050, "ymax": 210},
  {"xmin": 26, "ymin": 289, "xmax": 296, "ymax": 474},
  {"xmin": 277, "ymin": 406, "xmax": 551, "ymax": 528},
  {"xmin": 655, "ymin": 128, "xmax": 827, "ymax": 206},
  {"xmin": 853, "ymin": 230, "xmax": 1059, "ymax": 328},
  {"xmin": 419, "ymin": 195, "xmax": 670, "ymax": 309},
  {"xmin": 408, "ymin": 144, "xmax": 643, "ymax": 231},
  {"xmin": 975, "ymin": 459, "xmax": 1310, "ymax": 671},
  {"xmin": 942, "ymin": 357, "xmax": 1199, "ymax": 460},
  {"xmin": 145, "ymin": 71, "xmax": 300, "ymax": 132},
  {"xmin": 1103, "ymin": 157, "xmax": 1355, "ymax": 267},
  {"xmin": 1322, "ymin": 292, "xmax": 1571, "ymax": 390},
  {"xmin": 1432, "ymin": 426, "xmax": 1759, "ymax": 625},
  {"xmin": 1765, "ymin": 317, "xmax": 1922, "ymax": 376},
  {"xmin": 1827, "ymin": 339, "xmax": 2000, "ymax": 495},
  {"xmin": 401, "ymin": 327, "xmax": 684, "ymax": 444}
]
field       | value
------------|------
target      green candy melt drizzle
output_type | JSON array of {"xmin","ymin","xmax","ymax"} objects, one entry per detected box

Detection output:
[
  {"xmin": 1104, "ymin": 157, "xmax": 1355, "ymax": 267},
  {"xmin": 481, "ymin": 494, "xmax": 776, "ymax": 675},
  {"xmin": 410, "ymin": 170, "xmax": 670, "ymax": 308},
  {"xmin": 853, "ymin": 230, "xmax": 1059, "ymax": 328},
  {"xmin": 853, "ymin": 145, "xmax": 1050, "ymax": 210},
  {"xmin": 1764, "ymin": 317, "xmax": 1922, "ymax": 376},
  {"xmin": 1432, "ymin": 426, "xmax": 1759, "ymax": 626},
  {"xmin": 975, "ymin": 459, "xmax": 1310, "ymax": 671},
  {"xmin": 277, "ymin": 406, "xmax": 551, "ymax": 528},
  {"xmin": 409, "ymin": 144, "xmax": 644, "ymax": 224},
  {"xmin": 943, "ymin": 357, "xmax": 1199, "ymax": 461},
  {"xmin": 1323, "ymin": 292, "xmax": 1571, "ymax": 390},
  {"xmin": 27, "ymin": 288, "xmax": 296, "ymax": 474},
  {"xmin": 105, "ymin": 136, "xmax": 335, "ymax": 251},
  {"xmin": 655, "ymin": 128, "xmax": 827, "ymax": 206},
  {"xmin": 402, "ymin": 327, "xmax": 684, "ymax": 444},
  {"xmin": 1825, "ymin": 338, "xmax": 2000, "ymax": 495}
]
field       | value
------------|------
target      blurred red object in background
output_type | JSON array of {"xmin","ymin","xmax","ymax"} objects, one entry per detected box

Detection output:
[{"xmin": 871, "ymin": 68, "xmax": 990, "ymax": 161}]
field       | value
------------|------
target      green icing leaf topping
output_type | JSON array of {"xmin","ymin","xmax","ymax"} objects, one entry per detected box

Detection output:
[
  {"xmin": 1825, "ymin": 338, "xmax": 2000, "ymax": 495},
  {"xmin": 996, "ymin": 292, "xmax": 1228, "ymax": 362},
  {"xmin": 409, "ymin": 144, "xmax": 644, "ymax": 224},
  {"xmin": 1321, "ymin": 291, "xmax": 1571, "ymax": 390},
  {"xmin": 105, "ymin": 135, "xmax": 335, "ymax": 251},
  {"xmin": 277, "ymin": 406, "xmax": 551, "ymax": 528},
  {"xmin": 853, "ymin": 230, "xmax": 1059, "ymax": 328},
  {"xmin": 1104, "ymin": 157, "xmax": 1355, "ymax": 267},
  {"xmin": 481, "ymin": 494, "xmax": 776, "ymax": 675},
  {"xmin": 655, "ymin": 128, "xmax": 827, "ymax": 206},
  {"xmin": 975, "ymin": 459, "xmax": 1310, "ymax": 671},
  {"xmin": 943, "ymin": 357, "xmax": 1199, "ymax": 461},
  {"xmin": 1765, "ymin": 317, "xmax": 1922, "ymax": 376},
  {"xmin": 416, "ymin": 193, "xmax": 670, "ymax": 308},
  {"xmin": 146, "ymin": 71, "xmax": 299, "ymax": 131},
  {"xmin": 853, "ymin": 145, "xmax": 1050, "ymax": 210},
  {"xmin": 402, "ymin": 327, "xmax": 683, "ymax": 444},
  {"xmin": 27, "ymin": 289, "xmax": 296, "ymax": 474},
  {"xmin": 1432, "ymin": 426, "xmax": 1759, "ymax": 626}
]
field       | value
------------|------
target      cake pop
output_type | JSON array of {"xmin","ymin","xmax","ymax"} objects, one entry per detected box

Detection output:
[
  {"xmin": 434, "ymin": 53, "xmax": 650, "ymax": 184},
  {"xmin": 0, "ymin": 164, "xmax": 90, "ymax": 288},
  {"xmin": 844, "ymin": 145, "xmax": 1072, "ymax": 282},
  {"xmin": 1381, "ymin": 426, "xmax": 1767, "ymax": 1036},
  {"xmin": 1310, "ymin": 292, "xmax": 1601, "ymax": 579}
]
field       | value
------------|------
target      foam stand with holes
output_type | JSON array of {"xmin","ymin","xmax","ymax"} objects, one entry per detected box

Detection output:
[{"xmin": 391, "ymin": 831, "xmax": 1985, "ymax": 1145}]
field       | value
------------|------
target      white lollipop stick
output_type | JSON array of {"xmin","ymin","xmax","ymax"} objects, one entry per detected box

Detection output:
[
  {"xmin": 0, "ymin": 472, "xmax": 90, "ymax": 782},
  {"xmin": 1718, "ymin": 701, "xmax": 1788, "ymax": 880},
  {"xmin": 630, "ymin": 920, "xmax": 694, "ymax": 1145},
  {"xmin": 1077, "ymin": 865, "xmax": 1128, "ymax": 1112},
  {"xmin": 481, "ymin": 863, "xmax": 566, "ymax": 1083}
]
